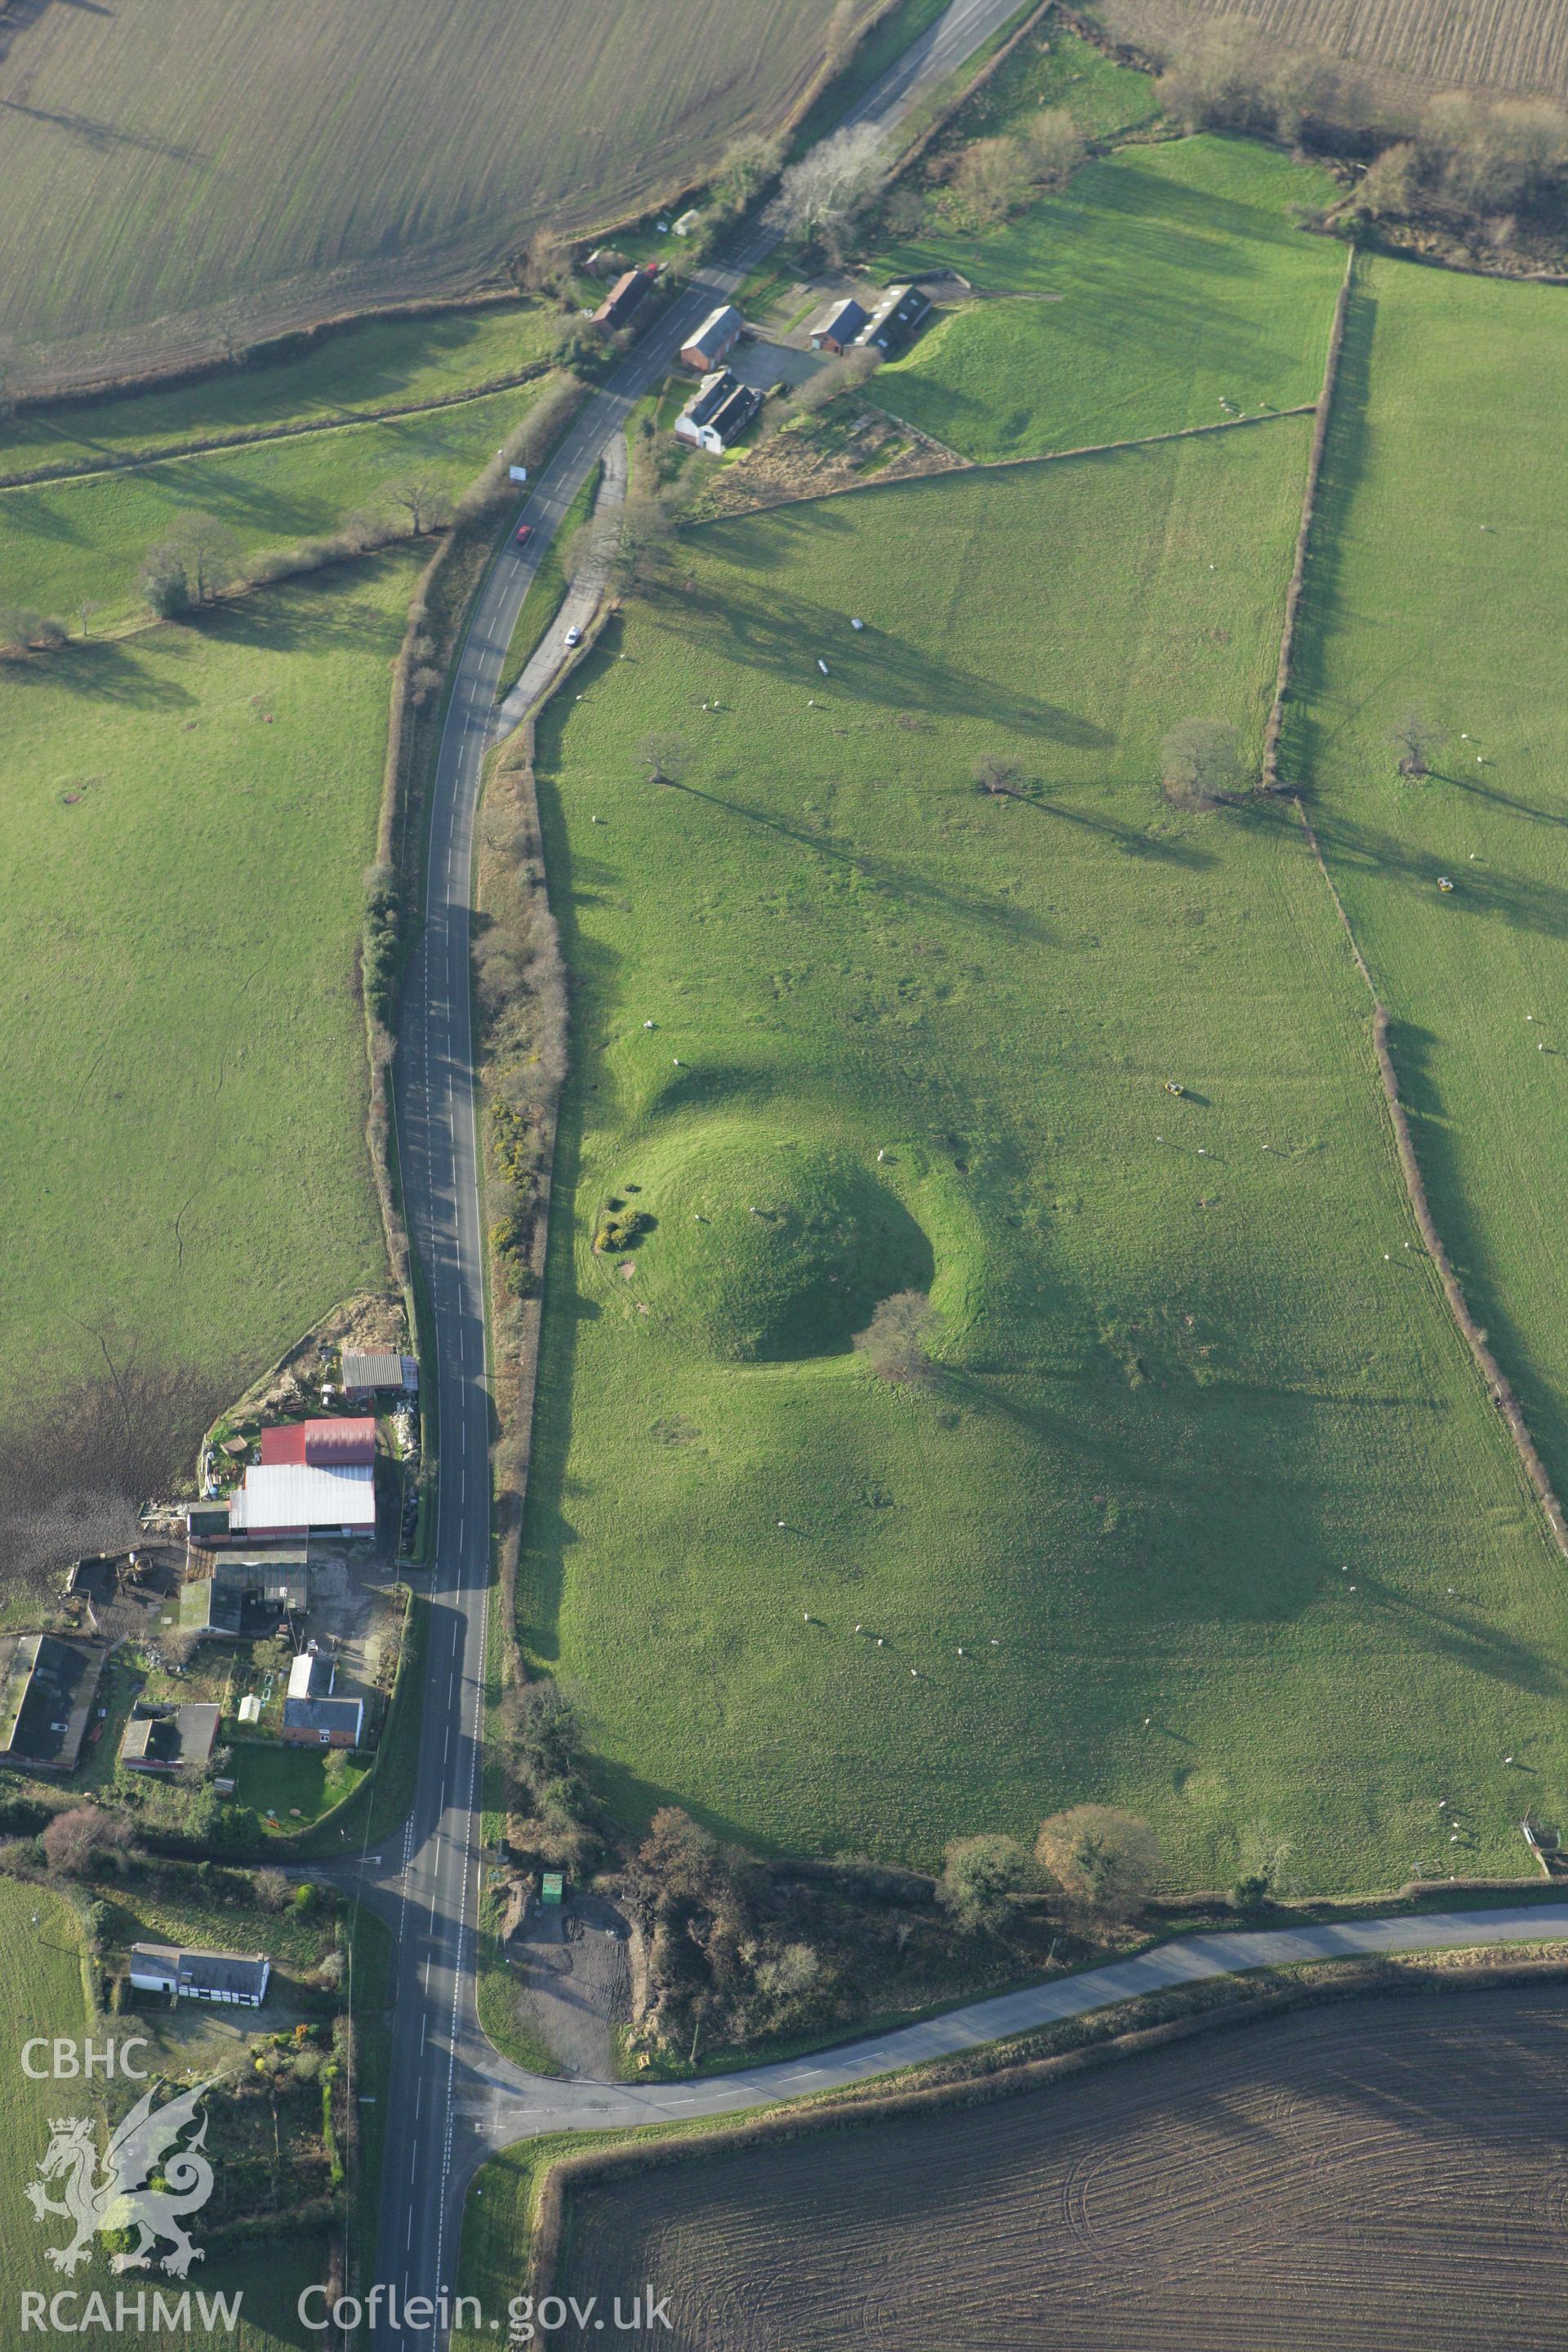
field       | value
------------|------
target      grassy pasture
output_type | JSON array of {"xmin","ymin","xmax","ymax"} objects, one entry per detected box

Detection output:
[
  {"xmin": 0, "ymin": 302, "xmax": 560, "ymax": 483},
  {"xmin": 0, "ymin": 557, "xmax": 410, "ymax": 1414},
  {"xmin": 1287, "ymin": 256, "xmax": 1568, "ymax": 1500},
  {"xmin": 520, "ymin": 423, "xmax": 1568, "ymax": 1888},
  {"xmin": 0, "ymin": 0, "xmax": 858, "ymax": 393},
  {"xmin": 872, "ymin": 136, "xmax": 1343, "ymax": 461},
  {"xmin": 943, "ymin": 20, "xmax": 1160, "ymax": 143},
  {"xmin": 0, "ymin": 1878, "xmax": 92, "ymax": 2305},
  {"xmin": 0, "ymin": 382, "xmax": 546, "ymax": 635}
]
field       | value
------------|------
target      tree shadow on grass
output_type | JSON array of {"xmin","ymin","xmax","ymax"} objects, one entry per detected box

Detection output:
[
  {"xmin": 664, "ymin": 777, "xmax": 1057, "ymax": 946},
  {"xmin": 1013, "ymin": 791, "xmax": 1217, "ymax": 871},
  {"xmin": 201, "ymin": 573, "xmax": 399, "ymax": 657},
  {"xmin": 1313, "ymin": 810, "xmax": 1568, "ymax": 945},
  {"xmin": 652, "ymin": 571, "xmax": 1109, "ymax": 748},
  {"xmin": 1, "ymin": 639, "xmax": 198, "ymax": 709},
  {"xmin": 1386, "ymin": 1015, "xmax": 1568, "ymax": 1507}
]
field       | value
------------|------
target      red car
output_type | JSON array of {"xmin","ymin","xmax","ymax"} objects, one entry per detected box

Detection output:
[{"xmin": 515, "ymin": 523, "xmax": 533, "ymax": 546}]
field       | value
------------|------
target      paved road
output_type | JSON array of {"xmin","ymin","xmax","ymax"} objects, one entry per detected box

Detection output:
[{"xmin": 369, "ymin": 4, "xmax": 1027, "ymax": 2342}]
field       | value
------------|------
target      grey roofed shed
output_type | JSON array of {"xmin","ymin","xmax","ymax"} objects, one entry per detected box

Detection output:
[
  {"xmin": 341, "ymin": 1350, "xmax": 416, "ymax": 1392},
  {"xmin": 127, "ymin": 1944, "xmax": 270, "ymax": 2004},
  {"xmin": 808, "ymin": 296, "xmax": 869, "ymax": 354}
]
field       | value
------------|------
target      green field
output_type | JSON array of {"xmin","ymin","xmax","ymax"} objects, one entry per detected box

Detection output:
[
  {"xmin": 0, "ymin": 1878, "xmax": 93, "ymax": 2305},
  {"xmin": 1288, "ymin": 257, "xmax": 1568, "ymax": 1502},
  {"xmin": 519, "ymin": 422, "xmax": 1568, "ymax": 1888},
  {"xmin": 942, "ymin": 20, "xmax": 1158, "ymax": 144},
  {"xmin": 0, "ymin": 557, "xmax": 408, "ymax": 1413},
  {"xmin": 1, "ymin": 382, "xmax": 545, "ymax": 635},
  {"xmin": 0, "ymin": 302, "xmax": 560, "ymax": 483},
  {"xmin": 873, "ymin": 136, "xmax": 1344, "ymax": 461},
  {"xmin": 0, "ymin": 0, "xmax": 858, "ymax": 392}
]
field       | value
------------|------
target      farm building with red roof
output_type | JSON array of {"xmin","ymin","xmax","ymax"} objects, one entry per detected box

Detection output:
[{"xmin": 260, "ymin": 1418, "xmax": 376, "ymax": 1468}]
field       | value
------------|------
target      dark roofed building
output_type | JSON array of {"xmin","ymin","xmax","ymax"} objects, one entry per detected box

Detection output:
[
  {"xmin": 119, "ymin": 1703, "xmax": 220, "ymax": 1775},
  {"xmin": 0, "ymin": 1633, "xmax": 106, "ymax": 1771},
  {"xmin": 127, "ymin": 1945, "xmax": 270, "ymax": 2007},
  {"xmin": 808, "ymin": 296, "xmax": 869, "ymax": 356},
  {"xmin": 855, "ymin": 283, "xmax": 931, "ymax": 354},
  {"xmin": 282, "ymin": 1693, "xmax": 364, "ymax": 1748},
  {"xmin": 673, "ymin": 370, "xmax": 763, "ymax": 456},
  {"xmin": 679, "ymin": 303, "xmax": 742, "ymax": 372},
  {"xmin": 180, "ymin": 1547, "xmax": 308, "ymax": 1637},
  {"xmin": 591, "ymin": 267, "xmax": 656, "ymax": 333}
]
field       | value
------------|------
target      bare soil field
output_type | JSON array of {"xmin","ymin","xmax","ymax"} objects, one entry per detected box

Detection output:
[
  {"xmin": 0, "ymin": 0, "xmax": 862, "ymax": 394},
  {"xmin": 560, "ymin": 1988, "xmax": 1568, "ymax": 2349},
  {"xmin": 1094, "ymin": 0, "xmax": 1568, "ymax": 100}
]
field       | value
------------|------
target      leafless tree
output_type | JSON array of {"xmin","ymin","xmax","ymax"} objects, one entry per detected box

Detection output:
[
  {"xmin": 42, "ymin": 1807, "xmax": 134, "ymax": 1879},
  {"xmin": 789, "ymin": 346, "xmax": 882, "ymax": 417},
  {"xmin": 1025, "ymin": 108, "xmax": 1087, "ymax": 188},
  {"xmin": 1160, "ymin": 718, "xmax": 1245, "ymax": 808},
  {"xmin": 765, "ymin": 122, "xmax": 889, "ymax": 256},
  {"xmin": 639, "ymin": 731, "xmax": 689, "ymax": 786},
  {"xmin": 1392, "ymin": 710, "xmax": 1443, "ymax": 780},
  {"xmin": 1356, "ymin": 141, "xmax": 1423, "ymax": 220},
  {"xmin": 1421, "ymin": 91, "xmax": 1568, "ymax": 210},
  {"xmin": 167, "ymin": 510, "xmax": 240, "ymax": 605},
  {"xmin": 952, "ymin": 134, "xmax": 1032, "ymax": 224},
  {"xmin": 974, "ymin": 754, "xmax": 1023, "ymax": 797},
  {"xmin": 610, "ymin": 495, "xmax": 676, "ymax": 595},
  {"xmin": 853, "ymin": 1289, "xmax": 940, "ymax": 1387},
  {"xmin": 387, "ymin": 477, "xmax": 454, "ymax": 537},
  {"xmin": 1036, "ymin": 1806, "xmax": 1160, "ymax": 1923},
  {"xmin": 520, "ymin": 228, "xmax": 565, "ymax": 295}
]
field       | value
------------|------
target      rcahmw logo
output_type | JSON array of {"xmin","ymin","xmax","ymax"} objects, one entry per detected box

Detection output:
[{"xmin": 17, "ymin": 2034, "xmax": 238, "ymax": 2339}]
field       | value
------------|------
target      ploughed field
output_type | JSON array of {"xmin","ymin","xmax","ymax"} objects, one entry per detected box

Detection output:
[
  {"xmin": 0, "ymin": 0, "xmax": 854, "ymax": 393},
  {"xmin": 1097, "ymin": 0, "xmax": 1568, "ymax": 100},
  {"xmin": 558, "ymin": 1987, "xmax": 1568, "ymax": 2350}
]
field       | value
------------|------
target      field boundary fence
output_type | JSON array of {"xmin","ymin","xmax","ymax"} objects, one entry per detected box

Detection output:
[
  {"xmin": 1279, "ymin": 244, "xmax": 1568, "ymax": 1564},
  {"xmin": 1261, "ymin": 243, "xmax": 1355, "ymax": 793}
]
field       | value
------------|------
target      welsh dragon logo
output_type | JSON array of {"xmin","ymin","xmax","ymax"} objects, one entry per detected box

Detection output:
[{"xmin": 27, "ymin": 2078, "xmax": 216, "ymax": 2276}]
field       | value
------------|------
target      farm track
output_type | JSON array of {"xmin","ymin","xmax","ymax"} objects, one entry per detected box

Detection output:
[{"xmin": 556, "ymin": 1984, "xmax": 1568, "ymax": 2350}]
